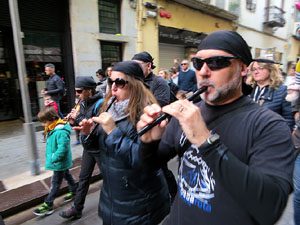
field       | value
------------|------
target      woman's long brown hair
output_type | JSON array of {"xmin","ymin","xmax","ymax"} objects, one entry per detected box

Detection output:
[{"xmin": 100, "ymin": 75, "xmax": 157, "ymax": 125}]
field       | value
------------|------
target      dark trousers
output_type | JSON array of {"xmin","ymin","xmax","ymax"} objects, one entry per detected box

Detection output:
[
  {"xmin": 74, "ymin": 150, "xmax": 101, "ymax": 212},
  {"xmin": 55, "ymin": 100, "xmax": 64, "ymax": 118},
  {"xmin": 161, "ymin": 164, "xmax": 177, "ymax": 203},
  {"xmin": 45, "ymin": 169, "xmax": 77, "ymax": 207}
]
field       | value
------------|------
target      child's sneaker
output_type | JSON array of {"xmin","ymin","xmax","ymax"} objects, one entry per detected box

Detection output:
[
  {"xmin": 64, "ymin": 192, "xmax": 75, "ymax": 202},
  {"xmin": 33, "ymin": 202, "xmax": 53, "ymax": 216}
]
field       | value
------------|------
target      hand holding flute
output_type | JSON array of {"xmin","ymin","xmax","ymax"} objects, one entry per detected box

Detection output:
[
  {"xmin": 137, "ymin": 86, "xmax": 211, "ymax": 147},
  {"xmin": 83, "ymin": 96, "xmax": 116, "ymax": 142}
]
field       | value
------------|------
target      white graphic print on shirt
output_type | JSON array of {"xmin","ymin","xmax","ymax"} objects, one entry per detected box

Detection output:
[{"xmin": 178, "ymin": 132, "xmax": 215, "ymax": 213}]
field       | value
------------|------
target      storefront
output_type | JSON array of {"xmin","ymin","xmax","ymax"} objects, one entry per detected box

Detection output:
[
  {"xmin": 0, "ymin": 0, "xmax": 74, "ymax": 121},
  {"xmin": 158, "ymin": 26, "xmax": 207, "ymax": 69}
]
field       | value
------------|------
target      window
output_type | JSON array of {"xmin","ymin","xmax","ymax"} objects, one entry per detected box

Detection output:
[
  {"xmin": 255, "ymin": 48, "xmax": 261, "ymax": 58},
  {"xmin": 215, "ymin": 0, "xmax": 225, "ymax": 9},
  {"xmin": 0, "ymin": 34, "xmax": 5, "ymax": 64},
  {"xmin": 274, "ymin": 52, "xmax": 282, "ymax": 62},
  {"xmin": 22, "ymin": 32, "xmax": 62, "ymax": 62},
  {"xmin": 228, "ymin": 0, "xmax": 240, "ymax": 16},
  {"xmin": 296, "ymin": 9, "xmax": 300, "ymax": 22},
  {"xmin": 101, "ymin": 41, "xmax": 122, "ymax": 69},
  {"xmin": 246, "ymin": 0, "xmax": 256, "ymax": 12},
  {"xmin": 98, "ymin": 0, "xmax": 120, "ymax": 34}
]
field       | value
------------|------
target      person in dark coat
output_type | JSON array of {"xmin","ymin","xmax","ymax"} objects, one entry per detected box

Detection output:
[
  {"xmin": 79, "ymin": 61, "xmax": 170, "ymax": 225},
  {"xmin": 41, "ymin": 63, "xmax": 65, "ymax": 118},
  {"xmin": 59, "ymin": 76, "xmax": 103, "ymax": 219},
  {"xmin": 132, "ymin": 52, "xmax": 177, "ymax": 203},
  {"xmin": 247, "ymin": 58, "xmax": 294, "ymax": 130},
  {"xmin": 132, "ymin": 51, "xmax": 170, "ymax": 106}
]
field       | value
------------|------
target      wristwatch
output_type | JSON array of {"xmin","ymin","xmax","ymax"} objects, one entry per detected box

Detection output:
[
  {"xmin": 198, "ymin": 132, "xmax": 220, "ymax": 150},
  {"xmin": 207, "ymin": 133, "xmax": 220, "ymax": 145}
]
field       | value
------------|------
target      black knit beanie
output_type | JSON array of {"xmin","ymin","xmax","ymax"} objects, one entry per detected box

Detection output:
[
  {"xmin": 131, "ymin": 51, "xmax": 156, "ymax": 69},
  {"xmin": 75, "ymin": 76, "xmax": 96, "ymax": 89}
]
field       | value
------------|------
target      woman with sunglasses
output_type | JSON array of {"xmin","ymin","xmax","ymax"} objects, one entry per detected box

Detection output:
[
  {"xmin": 79, "ymin": 61, "xmax": 170, "ymax": 225},
  {"xmin": 247, "ymin": 58, "xmax": 294, "ymax": 130}
]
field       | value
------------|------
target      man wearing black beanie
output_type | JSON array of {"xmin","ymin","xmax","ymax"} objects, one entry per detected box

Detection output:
[
  {"xmin": 60, "ymin": 76, "xmax": 103, "ymax": 219},
  {"xmin": 138, "ymin": 30, "xmax": 294, "ymax": 225},
  {"xmin": 132, "ymin": 52, "xmax": 178, "ymax": 203},
  {"xmin": 132, "ymin": 51, "xmax": 171, "ymax": 107}
]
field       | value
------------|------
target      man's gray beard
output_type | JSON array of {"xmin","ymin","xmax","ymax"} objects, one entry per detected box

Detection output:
[{"xmin": 199, "ymin": 74, "xmax": 242, "ymax": 104}]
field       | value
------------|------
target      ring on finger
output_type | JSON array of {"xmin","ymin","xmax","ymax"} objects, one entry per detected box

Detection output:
[{"xmin": 179, "ymin": 106, "xmax": 184, "ymax": 112}]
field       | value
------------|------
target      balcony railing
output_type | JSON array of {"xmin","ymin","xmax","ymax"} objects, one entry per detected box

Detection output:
[{"xmin": 264, "ymin": 5, "xmax": 285, "ymax": 28}]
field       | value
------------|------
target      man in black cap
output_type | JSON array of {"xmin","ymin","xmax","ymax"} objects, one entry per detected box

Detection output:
[
  {"xmin": 60, "ymin": 76, "xmax": 103, "ymax": 219},
  {"xmin": 132, "ymin": 52, "xmax": 178, "ymax": 202},
  {"xmin": 132, "ymin": 51, "xmax": 170, "ymax": 107},
  {"xmin": 137, "ymin": 30, "xmax": 294, "ymax": 225}
]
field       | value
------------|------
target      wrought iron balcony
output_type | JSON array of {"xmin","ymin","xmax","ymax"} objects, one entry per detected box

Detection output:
[{"xmin": 264, "ymin": 5, "xmax": 285, "ymax": 28}]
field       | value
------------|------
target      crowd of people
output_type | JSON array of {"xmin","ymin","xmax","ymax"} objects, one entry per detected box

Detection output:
[{"xmin": 34, "ymin": 30, "xmax": 300, "ymax": 225}]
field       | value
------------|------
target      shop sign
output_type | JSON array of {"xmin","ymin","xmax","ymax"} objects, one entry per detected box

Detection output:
[{"xmin": 159, "ymin": 26, "xmax": 206, "ymax": 47}]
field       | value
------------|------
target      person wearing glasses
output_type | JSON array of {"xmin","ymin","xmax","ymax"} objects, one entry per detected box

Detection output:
[
  {"xmin": 76, "ymin": 61, "xmax": 170, "ymax": 225},
  {"xmin": 247, "ymin": 58, "xmax": 294, "ymax": 130},
  {"xmin": 60, "ymin": 76, "xmax": 103, "ymax": 219},
  {"xmin": 178, "ymin": 59, "xmax": 197, "ymax": 93},
  {"xmin": 137, "ymin": 30, "xmax": 294, "ymax": 225}
]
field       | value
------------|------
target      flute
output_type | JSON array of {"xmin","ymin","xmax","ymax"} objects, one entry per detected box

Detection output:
[
  {"xmin": 84, "ymin": 96, "xmax": 117, "ymax": 142},
  {"xmin": 137, "ymin": 86, "xmax": 208, "ymax": 136},
  {"xmin": 64, "ymin": 99, "xmax": 81, "ymax": 121}
]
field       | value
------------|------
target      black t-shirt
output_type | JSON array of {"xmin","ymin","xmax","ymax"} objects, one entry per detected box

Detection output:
[{"xmin": 140, "ymin": 96, "xmax": 294, "ymax": 225}]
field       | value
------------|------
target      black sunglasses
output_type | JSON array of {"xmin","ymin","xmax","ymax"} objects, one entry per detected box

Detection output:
[
  {"xmin": 192, "ymin": 56, "xmax": 237, "ymax": 71},
  {"xmin": 75, "ymin": 89, "xmax": 83, "ymax": 94},
  {"xmin": 107, "ymin": 78, "xmax": 128, "ymax": 89}
]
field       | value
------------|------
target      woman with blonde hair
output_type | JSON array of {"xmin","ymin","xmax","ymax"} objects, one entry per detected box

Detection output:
[
  {"xmin": 158, "ymin": 68, "xmax": 179, "ymax": 103},
  {"xmin": 247, "ymin": 58, "xmax": 294, "ymax": 130},
  {"xmin": 78, "ymin": 61, "xmax": 170, "ymax": 225}
]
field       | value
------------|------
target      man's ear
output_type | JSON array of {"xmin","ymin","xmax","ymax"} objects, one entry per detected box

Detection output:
[{"xmin": 240, "ymin": 63, "xmax": 248, "ymax": 77}]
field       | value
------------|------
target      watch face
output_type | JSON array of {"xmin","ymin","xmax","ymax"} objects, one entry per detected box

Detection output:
[{"xmin": 208, "ymin": 133, "xmax": 219, "ymax": 144}]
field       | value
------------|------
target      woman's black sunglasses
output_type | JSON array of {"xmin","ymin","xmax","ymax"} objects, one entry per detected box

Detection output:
[
  {"xmin": 192, "ymin": 56, "xmax": 237, "ymax": 71},
  {"xmin": 107, "ymin": 78, "xmax": 128, "ymax": 89}
]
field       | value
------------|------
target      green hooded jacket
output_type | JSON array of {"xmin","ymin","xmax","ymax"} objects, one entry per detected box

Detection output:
[{"xmin": 45, "ymin": 123, "xmax": 73, "ymax": 171}]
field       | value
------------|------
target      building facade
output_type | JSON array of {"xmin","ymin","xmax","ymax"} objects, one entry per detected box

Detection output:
[
  {"xmin": 1, "ymin": 0, "xmax": 300, "ymax": 123},
  {"xmin": 135, "ymin": 0, "xmax": 237, "ymax": 71},
  {"xmin": 0, "ymin": 0, "xmax": 137, "ymax": 121},
  {"xmin": 237, "ymin": 0, "xmax": 289, "ymax": 71}
]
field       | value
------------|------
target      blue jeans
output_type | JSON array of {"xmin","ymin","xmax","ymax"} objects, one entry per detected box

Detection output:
[
  {"xmin": 294, "ymin": 154, "xmax": 300, "ymax": 224},
  {"xmin": 45, "ymin": 169, "xmax": 77, "ymax": 207}
]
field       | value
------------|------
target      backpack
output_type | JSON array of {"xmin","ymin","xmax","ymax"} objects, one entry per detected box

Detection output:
[
  {"xmin": 61, "ymin": 79, "xmax": 67, "ymax": 96},
  {"xmin": 93, "ymin": 98, "xmax": 104, "ymax": 115}
]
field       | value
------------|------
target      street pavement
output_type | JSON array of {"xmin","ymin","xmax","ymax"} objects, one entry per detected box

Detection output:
[
  {"xmin": 0, "ymin": 120, "xmax": 83, "ymax": 181},
  {"xmin": 0, "ymin": 120, "xmax": 295, "ymax": 225}
]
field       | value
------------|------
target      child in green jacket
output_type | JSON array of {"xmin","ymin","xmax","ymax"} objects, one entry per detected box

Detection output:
[{"xmin": 33, "ymin": 107, "xmax": 77, "ymax": 216}]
